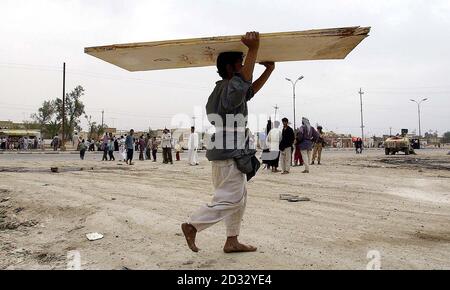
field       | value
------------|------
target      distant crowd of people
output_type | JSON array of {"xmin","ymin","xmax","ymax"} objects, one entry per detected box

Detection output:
[
  {"xmin": 260, "ymin": 117, "xmax": 326, "ymax": 174},
  {"xmin": 77, "ymin": 127, "xmax": 200, "ymax": 166},
  {"xmin": 0, "ymin": 136, "xmax": 45, "ymax": 150}
]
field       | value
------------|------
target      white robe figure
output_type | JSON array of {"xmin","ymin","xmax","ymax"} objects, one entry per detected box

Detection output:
[
  {"xmin": 265, "ymin": 126, "xmax": 282, "ymax": 160},
  {"xmin": 24, "ymin": 137, "xmax": 29, "ymax": 150},
  {"xmin": 188, "ymin": 132, "xmax": 199, "ymax": 165},
  {"xmin": 119, "ymin": 138, "xmax": 126, "ymax": 161},
  {"xmin": 73, "ymin": 134, "xmax": 80, "ymax": 149}
]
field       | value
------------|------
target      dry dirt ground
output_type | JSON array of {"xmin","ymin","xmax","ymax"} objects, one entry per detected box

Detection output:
[{"xmin": 0, "ymin": 149, "xmax": 449, "ymax": 270}]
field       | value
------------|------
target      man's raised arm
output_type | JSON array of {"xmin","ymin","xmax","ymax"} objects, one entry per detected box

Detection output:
[
  {"xmin": 240, "ymin": 32, "xmax": 260, "ymax": 82},
  {"xmin": 252, "ymin": 62, "xmax": 275, "ymax": 94}
]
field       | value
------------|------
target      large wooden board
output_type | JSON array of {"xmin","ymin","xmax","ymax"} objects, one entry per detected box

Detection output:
[{"xmin": 85, "ymin": 27, "xmax": 370, "ymax": 72}]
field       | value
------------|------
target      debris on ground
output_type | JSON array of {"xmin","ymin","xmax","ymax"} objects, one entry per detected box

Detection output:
[
  {"xmin": 287, "ymin": 197, "xmax": 311, "ymax": 202},
  {"xmin": 279, "ymin": 194, "xmax": 310, "ymax": 202},
  {"xmin": 14, "ymin": 207, "xmax": 25, "ymax": 214},
  {"xmin": 1, "ymin": 197, "xmax": 11, "ymax": 203},
  {"xmin": 86, "ymin": 232, "xmax": 104, "ymax": 241},
  {"xmin": 182, "ymin": 260, "xmax": 194, "ymax": 265},
  {"xmin": 279, "ymin": 194, "xmax": 297, "ymax": 200}
]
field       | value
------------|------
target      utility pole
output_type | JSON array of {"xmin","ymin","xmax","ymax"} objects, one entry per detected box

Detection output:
[
  {"xmin": 285, "ymin": 76, "xmax": 304, "ymax": 130},
  {"xmin": 273, "ymin": 104, "xmax": 279, "ymax": 122},
  {"xmin": 359, "ymin": 88, "xmax": 365, "ymax": 142},
  {"xmin": 389, "ymin": 127, "xmax": 392, "ymax": 136},
  {"xmin": 101, "ymin": 110, "xmax": 104, "ymax": 129},
  {"xmin": 61, "ymin": 62, "xmax": 66, "ymax": 151}
]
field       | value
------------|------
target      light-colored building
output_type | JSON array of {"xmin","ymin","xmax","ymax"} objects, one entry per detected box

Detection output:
[
  {"xmin": 324, "ymin": 132, "xmax": 353, "ymax": 148},
  {"xmin": 0, "ymin": 120, "xmax": 29, "ymax": 130},
  {"xmin": 0, "ymin": 121, "xmax": 15, "ymax": 129},
  {"xmin": 0, "ymin": 129, "xmax": 41, "ymax": 139},
  {"xmin": 104, "ymin": 128, "xmax": 117, "ymax": 134}
]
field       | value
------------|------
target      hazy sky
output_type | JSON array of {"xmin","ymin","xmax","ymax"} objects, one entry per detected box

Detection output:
[{"xmin": 1, "ymin": 0, "xmax": 449, "ymax": 136}]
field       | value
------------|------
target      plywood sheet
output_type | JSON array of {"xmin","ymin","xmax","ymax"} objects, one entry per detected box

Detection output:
[{"xmin": 85, "ymin": 26, "xmax": 370, "ymax": 72}]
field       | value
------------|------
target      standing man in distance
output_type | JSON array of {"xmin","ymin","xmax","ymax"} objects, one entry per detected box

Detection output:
[
  {"xmin": 161, "ymin": 129, "xmax": 173, "ymax": 164},
  {"xmin": 311, "ymin": 125, "xmax": 325, "ymax": 165},
  {"xmin": 125, "ymin": 129, "xmax": 135, "ymax": 165},
  {"xmin": 188, "ymin": 126, "xmax": 199, "ymax": 166},
  {"xmin": 279, "ymin": 118, "xmax": 295, "ymax": 174}
]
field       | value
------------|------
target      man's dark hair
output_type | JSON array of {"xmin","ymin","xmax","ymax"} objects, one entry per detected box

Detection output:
[
  {"xmin": 282, "ymin": 118, "xmax": 289, "ymax": 123},
  {"xmin": 217, "ymin": 51, "xmax": 244, "ymax": 79}
]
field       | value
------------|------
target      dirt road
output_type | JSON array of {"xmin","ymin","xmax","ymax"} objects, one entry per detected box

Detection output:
[{"xmin": 1, "ymin": 149, "xmax": 449, "ymax": 269}]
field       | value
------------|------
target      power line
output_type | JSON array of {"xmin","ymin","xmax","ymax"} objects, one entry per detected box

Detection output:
[
  {"xmin": 0, "ymin": 62, "xmax": 211, "ymax": 91},
  {"xmin": 3, "ymin": 62, "xmax": 450, "ymax": 93}
]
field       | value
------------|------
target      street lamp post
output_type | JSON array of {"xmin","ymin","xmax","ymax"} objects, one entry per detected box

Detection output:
[
  {"xmin": 359, "ymin": 88, "xmax": 365, "ymax": 142},
  {"xmin": 410, "ymin": 98, "xmax": 428, "ymax": 138},
  {"xmin": 285, "ymin": 76, "xmax": 304, "ymax": 130}
]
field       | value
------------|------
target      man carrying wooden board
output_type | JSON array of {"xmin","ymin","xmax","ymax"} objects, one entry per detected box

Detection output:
[{"xmin": 182, "ymin": 32, "xmax": 275, "ymax": 253}]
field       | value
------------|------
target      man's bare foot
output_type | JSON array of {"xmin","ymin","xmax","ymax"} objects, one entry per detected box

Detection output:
[
  {"xmin": 181, "ymin": 223, "xmax": 199, "ymax": 252},
  {"xmin": 223, "ymin": 237, "xmax": 257, "ymax": 253}
]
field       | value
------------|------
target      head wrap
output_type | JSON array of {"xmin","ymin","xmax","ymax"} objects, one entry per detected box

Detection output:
[{"xmin": 302, "ymin": 117, "xmax": 311, "ymax": 135}]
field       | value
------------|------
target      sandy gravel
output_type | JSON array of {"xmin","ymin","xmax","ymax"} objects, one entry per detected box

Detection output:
[{"xmin": 0, "ymin": 149, "xmax": 449, "ymax": 270}]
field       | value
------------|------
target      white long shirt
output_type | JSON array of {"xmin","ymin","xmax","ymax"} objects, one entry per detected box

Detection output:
[
  {"xmin": 161, "ymin": 133, "xmax": 172, "ymax": 148},
  {"xmin": 188, "ymin": 133, "xmax": 199, "ymax": 151}
]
